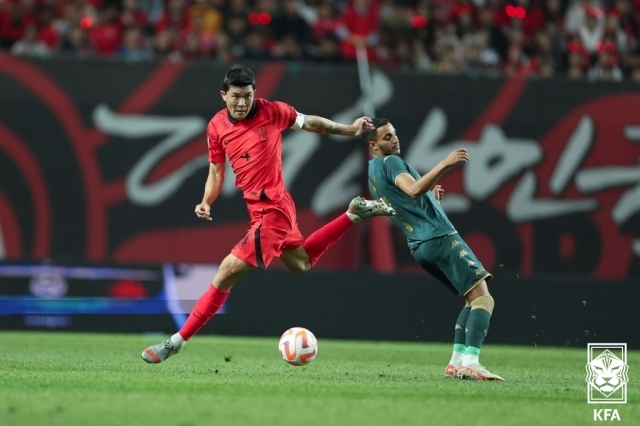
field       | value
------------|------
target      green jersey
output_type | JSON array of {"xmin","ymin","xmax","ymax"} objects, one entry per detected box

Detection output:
[{"xmin": 368, "ymin": 155, "xmax": 456, "ymax": 252}]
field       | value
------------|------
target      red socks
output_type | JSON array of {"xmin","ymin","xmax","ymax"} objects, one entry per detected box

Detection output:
[
  {"xmin": 179, "ymin": 285, "xmax": 229, "ymax": 340},
  {"xmin": 303, "ymin": 213, "xmax": 354, "ymax": 266}
]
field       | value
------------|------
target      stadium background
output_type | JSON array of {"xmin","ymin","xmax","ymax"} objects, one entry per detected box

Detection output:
[{"xmin": 1, "ymin": 0, "xmax": 639, "ymax": 350}]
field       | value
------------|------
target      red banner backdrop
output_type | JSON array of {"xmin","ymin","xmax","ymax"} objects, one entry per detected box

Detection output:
[{"xmin": 1, "ymin": 53, "xmax": 639, "ymax": 278}]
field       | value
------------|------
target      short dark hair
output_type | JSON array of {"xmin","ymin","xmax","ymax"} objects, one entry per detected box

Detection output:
[
  {"xmin": 222, "ymin": 64, "xmax": 256, "ymax": 92},
  {"xmin": 362, "ymin": 118, "xmax": 389, "ymax": 142}
]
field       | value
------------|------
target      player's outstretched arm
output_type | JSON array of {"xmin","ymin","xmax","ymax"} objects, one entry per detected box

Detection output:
[
  {"xmin": 396, "ymin": 149, "xmax": 469, "ymax": 199},
  {"xmin": 195, "ymin": 162, "xmax": 225, "ymax": 221},
  {"xmin": 301, "ymin": 115, "xmax": 374, "ymax": 136}
]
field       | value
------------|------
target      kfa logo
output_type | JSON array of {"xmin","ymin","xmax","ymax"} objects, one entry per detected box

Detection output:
[
  {"xmin": 593, "ymin": 409, "xmax": 621, "ymax": 421},
  {"xmin": 586, "ymin": 343, "xmax": 628, "ymax": 422},
  {"xmin": 586, "ymin": 343, "xmax": 629, "ymax": 404},
  {"xmin": 258, "ymin": 126, "xmax": 267, "ymax": 141}
]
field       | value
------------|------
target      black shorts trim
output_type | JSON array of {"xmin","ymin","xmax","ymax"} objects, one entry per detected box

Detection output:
[{"xmin": 254, "ymin": 225, "xmax": 266, "ymax": 270}]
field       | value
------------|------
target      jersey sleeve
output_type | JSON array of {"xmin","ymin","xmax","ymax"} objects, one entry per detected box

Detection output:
[
  {"xmin": 207, "ymin": 122, "xmax": 225, "ymax": 163},
  {"xmin": 272, "ymin": 101, "xmax": 298, "ymax": 130},
  {"xmin": 382, "ymin": 155, "xmax": 410, "ymax": 186}
]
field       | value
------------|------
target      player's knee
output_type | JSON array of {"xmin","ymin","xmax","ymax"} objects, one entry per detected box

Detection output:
[
  {"xmin": 217, "ymin": 263, "xmax": 240, "ymax": 279},
  {"xmin": 291, "ymin": 263, "xmax": 311, "ymax": 275},
  {"xmin": 214, "ymin": 255, "xmax": 250, "ymax": 288},
  {"xmin": 469, "ymin": 294, "xmax": 495, "ymax": 315},
  {"xmin": 212, "ymin": 269, "xmax": 236, "ymax": 290},
  {"xmin": 288, "ymin": 260, "xmax": 311, "ymax": 274}
]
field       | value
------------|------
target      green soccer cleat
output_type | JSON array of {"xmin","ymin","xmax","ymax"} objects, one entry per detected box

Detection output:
[
  {"xmin": 348, "ymin": 196, "xmax": 395, "ymax": 220},
  {"xmin": 457, "ymin": 364, "xmax": 505, "ymax": 381},
  {"xmin": 141, "ymin": 339, "xmax": 181, "ymax": 364}
]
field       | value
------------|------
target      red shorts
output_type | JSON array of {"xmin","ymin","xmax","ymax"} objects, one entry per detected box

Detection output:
[{"xmin": 231, "ymin": 191, "xmax": 305, "ymax": 270}]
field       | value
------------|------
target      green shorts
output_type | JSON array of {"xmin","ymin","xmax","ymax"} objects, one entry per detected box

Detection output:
[{"xmin": 411, "ymin": 232, "xmax": 492, "ymax": 296}]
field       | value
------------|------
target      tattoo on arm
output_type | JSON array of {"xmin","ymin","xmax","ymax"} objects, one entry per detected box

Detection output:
[
  {"xmin": 303, "ymin": 116, "xmax": 350, "ymax": 135},
  {"xmin": 326, "ymin": 124, "xmax": 343, "ymax": 134}
]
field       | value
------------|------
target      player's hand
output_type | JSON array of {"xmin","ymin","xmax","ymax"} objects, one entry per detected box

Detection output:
[
  {"xmin": 432, "ymin": 185, "xmax": 445, "ymax": 201},
  {"xmin": 195, "ymin": 203, "xmax": 212, "ymax": 221},
  {"xmin": 443, "ymin": 148, "xmax": 470, "ymax": 168},
  {"xmin": 352, "ymin": 116, "xmax": 374, "ymax": 136}
]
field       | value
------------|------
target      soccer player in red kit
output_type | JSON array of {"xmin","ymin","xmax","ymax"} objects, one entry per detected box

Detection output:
[{"xmin": 141, "ymin": 65, "xmax": 395, "ymax": 363}]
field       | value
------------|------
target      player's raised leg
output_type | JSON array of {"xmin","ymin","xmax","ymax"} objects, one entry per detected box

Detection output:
[
  {"xmin": 280, "ymin": 196, "xmax": 395, "ymax": 272},
  {"xmin": 141, "ymin": 253, "xmax": 251, "ymax": 364},
  {"xmin": 444, "ymin": 301, "xmax": 470, "ymax": 377},
  {"xmin": 456, "ymin": 281, "xmax": 504, "ymax": 381}
]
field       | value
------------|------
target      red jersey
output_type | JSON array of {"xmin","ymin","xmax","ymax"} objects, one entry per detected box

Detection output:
[{"xmin": 207, "ymin": 98, "xmax": 299, "ymax": 202}]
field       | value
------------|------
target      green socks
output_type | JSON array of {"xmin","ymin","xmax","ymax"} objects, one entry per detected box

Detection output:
[
  {"xmin": 460, "ymin": 308, "xmax": 491, "ymax": 365},
  {"xmin": 454, "ymin": 306, "xmax": 471, "ymax": 346},
  {"xmin": 449, "ymin": 306, "xmax": 471, "ymax": 366},
  {"xmin": 465, "ymin": 308, "xmax": 491, "ymax": 349}
]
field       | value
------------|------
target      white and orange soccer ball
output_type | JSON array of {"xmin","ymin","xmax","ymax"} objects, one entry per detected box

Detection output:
[{"xmin": 278, "ymin": 327, "xmax": 318, "ymax": 366}]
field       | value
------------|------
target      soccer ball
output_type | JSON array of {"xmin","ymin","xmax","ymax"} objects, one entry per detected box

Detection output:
[{"xmin": 278, "ymin": 327, "xmax": 318, "ymax": 366}]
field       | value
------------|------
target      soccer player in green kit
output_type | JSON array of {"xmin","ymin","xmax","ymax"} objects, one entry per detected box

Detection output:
[{"xmin": 363, "ymin": 118, "xmax": 504, "ymax": 381}]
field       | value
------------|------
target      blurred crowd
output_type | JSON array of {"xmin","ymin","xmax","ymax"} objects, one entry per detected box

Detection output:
[{"xmin": 2, "ymin": 0, "xmax": 640, "ymax": 80}]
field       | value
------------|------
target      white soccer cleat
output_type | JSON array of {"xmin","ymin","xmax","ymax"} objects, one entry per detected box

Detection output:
[
  {"xmin": 141, "ymin": 339, "xmax": 181, "ymax": 364},
  {"xmin": 457, "ymin": 363, "xmax": 505, "ymax": 381},
  {"xmin": 348, "ymin": 196, "xmax": 395, "ymax": 220},
  {"xmin": 444, "ymin": 363, "xmax": 459, "ymax": 378}
]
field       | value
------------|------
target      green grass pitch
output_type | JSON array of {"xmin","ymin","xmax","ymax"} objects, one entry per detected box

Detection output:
[{"xmin": 0, "ymin": 332, "xmax": 638, "ymax": 426}]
